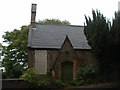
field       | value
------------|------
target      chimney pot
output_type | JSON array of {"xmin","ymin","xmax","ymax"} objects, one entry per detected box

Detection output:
[{"xmin": 31, "ymin": 4, "xmax": 37, "ymax": 12}]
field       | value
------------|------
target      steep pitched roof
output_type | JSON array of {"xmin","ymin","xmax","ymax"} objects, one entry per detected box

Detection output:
[
  {"xmin": 52, "ymin": 35, "xmax": 80, "ymax": 69},
  {"xmin": 28, "ymin": 23, "xmax": 90, "ymax": 49}
]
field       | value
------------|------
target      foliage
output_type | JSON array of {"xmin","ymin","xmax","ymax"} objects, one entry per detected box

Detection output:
[
  {"xmin": 21, "ymin": 68, "xmax": 67, "ymax": 88},
  {"xmin": 84, "ymin": 10, "xmax": 120, "ymax": 81},
  {"xmin": 21, "ymin": 68, "xmax": 39, "ymax": 88},
  {"xmin": 110, "ymin": 11, "xmax": 120, "ymax": 60},
  {"xmin": 0, "ymin": 43, "xmax": 2, "ymax": 61},
  {"xmin": 0, "ymin": 43, "xmax": 2, "ymax": 47},
  {"xmin": 84, "ymin": 10, "xmax": 110, "ymax": 58},
  {"xmin": 77, "ymin": 65, "xmax": 98, "ymax": 85},
  {"xmin": 2, "ymin": 26, "xmax": 29, "ymax": 78},
  {"xmin": 109, "ymin": 11, "xmax": 120, "ymax": 81},
  {"xmin": 64, "ymin": 80, "xmax": 80, "ymax": 87},
  {"xmin": 60, "ymin": 65, "xmax": 98, "ymax": 87},
  {"xmin": 38, "ymin": 19, "xmax": 70, "ymax": 25}
]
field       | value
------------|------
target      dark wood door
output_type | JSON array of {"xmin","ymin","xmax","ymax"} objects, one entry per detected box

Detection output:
[{"xmin": 61, "ymin": 62, "xmax": 73, "ymax": 81}]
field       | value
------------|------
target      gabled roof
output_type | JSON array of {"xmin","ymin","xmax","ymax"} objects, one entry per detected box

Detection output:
[
  {"xmin": 52, "ymin": 35, "xmax": 80, "ymax": 69},
  {"xmin": 28, "ymin": 23, "xmax": 90, "ymax": 49}
]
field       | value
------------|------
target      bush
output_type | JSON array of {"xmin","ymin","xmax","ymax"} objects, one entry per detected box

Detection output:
[
  {"xmin": 20, "ymin": 68, "xmax": 40, "ymax": 88},
  {"xmin": 48, "ymin": 79, "xmax": 67, "ymax": 88},
  {"xmin": 65, "ymin": 80, "xmax": 78, "ymax": 87},
  {"xmin": 21, "ymin": 66, "xmax": 98, "ymax": 88},
  {"xmin": 21, "ymin": 68, "xmax": 67, "ymax": 88},
  {"xmin": 77, "ymin": 65, "xmax": 98, "ymax": 85}
]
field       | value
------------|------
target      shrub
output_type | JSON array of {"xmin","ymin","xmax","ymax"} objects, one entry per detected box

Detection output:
[
  {"xmin": 65, "ymin": 80, "xmax": 78, "ymax": 87},
  {"xmin": 21, "ymin": 68, "xmax": 67, "ymax": 88},
  {"xmin": 77, "ymin": 65, "xmax": 98, "ymax": 85},
  {"xmin": 48, "ymin": 79, "xmax": 67, "ymax": 88},
  {"xmin": 20, "ymin": 68, "xmax": 40, "ymax": 88}
]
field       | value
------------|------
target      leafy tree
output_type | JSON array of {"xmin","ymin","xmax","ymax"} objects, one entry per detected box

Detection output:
[
  {"xmin": 2, "ymin": 19, "xmax": 70, "ymax": 78},
  {"xmin": 109, "ymin": 11, "xmax": 120, "ymax": 80},
  {"xmin": 84, "ymin": 10, "xmax": 120, "ymax": 81},
  {"xmin": 38, "ymin": 19, "xmax": 70, "ymax": 25},
  {"xmin": 110, "ymin": 11, "xmax": 120, "ymax": 60},
  {"xmin": 84, "ymin": 10, "xmax": 111, "ymax": 79},
  {"xmin": 84, "ymin": 10, "xmax": 110, "ymax": 59},
  {"xmin": 2, "ymin": 26, "xmax": 29, "ymax": 78},
  {"xmin": 0, "ymin": 43, "xmax": 2, "ymax": 60}
]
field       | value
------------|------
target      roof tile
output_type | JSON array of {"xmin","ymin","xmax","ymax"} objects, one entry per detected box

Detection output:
[{"xmin": 28, "ymin": 24, "xmax": 90, "ymax": 49}]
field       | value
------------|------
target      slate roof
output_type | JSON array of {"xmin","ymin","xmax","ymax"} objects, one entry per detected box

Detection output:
[{"xmin": 28, "ymin": 23, "xmax": 91, "ymax": 49}]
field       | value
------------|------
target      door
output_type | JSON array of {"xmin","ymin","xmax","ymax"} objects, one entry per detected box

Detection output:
[{"xmin": 61, "ymin": 62, "xmax": 73, "ymax": 81}]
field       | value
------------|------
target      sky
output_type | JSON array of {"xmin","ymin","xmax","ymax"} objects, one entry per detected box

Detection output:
[{"xmin": 0, "ymin": 0, "xmax": 120, "ymax": 44}]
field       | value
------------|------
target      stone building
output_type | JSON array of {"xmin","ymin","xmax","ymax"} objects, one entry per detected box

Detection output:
[{"xmin": 28, "ymin": 4, "xmax": 96, "ymax": 81}]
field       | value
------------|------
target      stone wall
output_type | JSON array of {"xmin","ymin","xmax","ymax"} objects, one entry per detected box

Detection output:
[
  {"xmin": 48, "ymin": 49, "xmax": 96, "ymax": 80},
  {"xmin": 32, "ymin": 50, "xmax": 96, "ymax": 66},
  {"xmin": 2, "ymin": 79, "xmax": 27, "ymax": 88},
  {"xmin": 28, "ymin": 48, "xmax": 96, "ymax": 80},
  {"xmin": 47, "ymin": 50, "xmax": 59, "ymax": 72},
  {"xmin": 75, "ymin": 50, "xmax": 97, "ymax": 66}
]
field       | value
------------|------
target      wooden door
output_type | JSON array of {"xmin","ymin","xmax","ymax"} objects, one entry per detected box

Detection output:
[{"xmin": 61, "ymin": 62, "xmax": 73, "ymax": 81}]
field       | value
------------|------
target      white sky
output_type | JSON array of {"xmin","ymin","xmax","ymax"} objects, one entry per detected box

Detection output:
[{"xmin": 0, "ymin": 0, "xmax": 120, "ymax": 44}]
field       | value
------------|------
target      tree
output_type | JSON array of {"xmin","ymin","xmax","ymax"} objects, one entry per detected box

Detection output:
[
  {"xmin": 84, "ymin": 10, "xmax": 120, "ymax": 81},
  {"xmin": 0, "ymin": 43, "xmax": 3, "ymax": 67},
  {"xmin": 0, "ymin": 43, "xmax": 2, "ymax": 59},
  {"xmin": 2, "ymin": 19, "xmax": 70, "ymax": 78},
  {"xmin": 84, "ymin": 10, "xmax": 110, "ymax": 59},
  {"xmin": 110, "ymin": 11, "xmax": 120, "ymax": 60},
  {"xmin": 109, "ymin": 11, "xmax": 120, "ymax": 80},
  {"xmin": 38, "ymin": 19, "xmax": 70, "ymax": 25},
  {"xmin": 2, "ymin": 26, "xmax": 29, "ymax": 78},
  {"xmin": 84, "ymin": 10, "xmax": 111, "ymax": 80}
]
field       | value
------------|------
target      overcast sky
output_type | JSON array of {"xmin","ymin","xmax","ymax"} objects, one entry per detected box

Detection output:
[{"xmin": 0, "ymin": 0, "xmax": 120, "ymax": 44}]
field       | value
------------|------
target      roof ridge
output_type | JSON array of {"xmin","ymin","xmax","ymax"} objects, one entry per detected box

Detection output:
[{"xmin": 35, "ymin": 23, "xmax": 84, "ymax": 27}]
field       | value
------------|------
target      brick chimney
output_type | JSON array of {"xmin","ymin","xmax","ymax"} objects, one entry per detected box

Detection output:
[{"xmin": 31, "ymin": 4, "xmax": 37, "ymax": 27}]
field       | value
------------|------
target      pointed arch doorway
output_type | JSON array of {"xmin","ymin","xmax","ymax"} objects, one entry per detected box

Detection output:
[{"xmin": 61, "ymin": 62, "xmax": 73, "ymax": 81}]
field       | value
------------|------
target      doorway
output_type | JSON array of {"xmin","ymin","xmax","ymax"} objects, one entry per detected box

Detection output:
[{"xmin": 61, "ymin": 62, "xmax": 73, "ymax": 81}]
